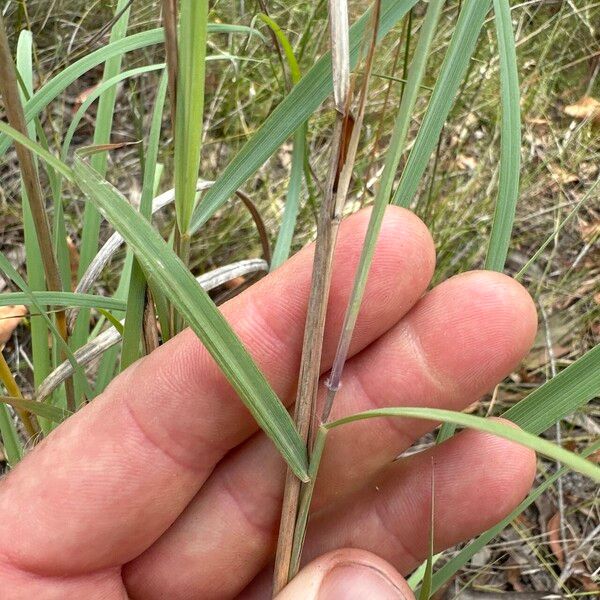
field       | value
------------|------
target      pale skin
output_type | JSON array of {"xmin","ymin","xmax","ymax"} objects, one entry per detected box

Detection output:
[{"xmin": 0, "ymin": 207, "xmax": 538, "ymax": 599}]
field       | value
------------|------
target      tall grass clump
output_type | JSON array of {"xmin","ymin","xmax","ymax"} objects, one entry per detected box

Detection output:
[{"xmin": 0, "ymin": 0, "xmax": 598, "ymax": 597}]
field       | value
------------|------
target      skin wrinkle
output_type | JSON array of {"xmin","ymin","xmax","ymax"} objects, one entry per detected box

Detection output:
[
  {"xmin": 122, "ymin": 395, "xmax": 213, "ymax": 476},
  {"xmin": 0, "ymin": 558, "xmax": 125, "ymax": 598},
  {"xmin": 401, "ymin": 318, "xmax": 454, "ymax": 399},
  {"xmin": 217, "ymin": 456, "xmax": 282, "ymax": 539}
]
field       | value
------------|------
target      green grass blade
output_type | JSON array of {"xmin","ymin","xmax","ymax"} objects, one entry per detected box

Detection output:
[
  {"xmin": 174, "ymin": 0, "xmax": 208, "ymax": 235},
  {"xmin": 391, "ymin": 0, "xmax": 491, "ymax": 207},
  {"xmin": 408, "ymin": 553, "xmax": 442, "ymax": 590},
  {"xmin": 189, "ymin": 0, "xmax": 420, "ymax": 233},
  {"xmin": 425, "ymin": 440, "xmax": 600, "ymax": 596},
  {"xmin": 0, "ymin": 403, "xmax": 22, "ymax": 466},
  {"xmin": 97, "ymin": 309, "xmax": 125, "ymax": 336},
  {"xmin": 93, "ymin": 253, "xmax": 134, "ymax": 396},
  {"xmin": 0, "ymin": 123, "xmax": 94, "ymax": 405},
  {"xmin": 0, "ymin": 252, "xmax": 92, "ymax": 400},
  {"xmin": 256, "ymin": 14, "xmax": 306, "ymax": 270},
  {"xmin": 0, "ymin": 292, "xmax": 126, "ymax": 312},
  {"xmin": 271, "ymin": 126, "xmax": 306, "ymax": 269},
  {"xmin": 73, "ymin": 151, "xmax": 308, "ymax": 482},
  {"xmin": 418, "ymin": 469, "xmax": 435, "ymax": 600},
  {"xmin": 0, "ymin": 121, "xmax": 73, "ymax": 179},
  {"xmin": 503, "ymin": 344, "xmax": 600, "ymax": 435},
  {"xmin": 16, "ymin": 30, "xmax": 51, "ymax": 395},
  {"xmin": 0, "ymin": 395, "xmax": 70, "ymax": 424},
  {"xmin": 121, "ymin": 72, "xmax": 168, "ymax": 370},
  {"xmin": 257, "ymin": 14, "xmax": 302, "ymax": 85},
  {"xmin": 485, "ymin": 0, "xmax": 521, "ymax": 271},
  {"xmin": 71, "ymin": 0, "xmax": 132, "ymax": 400},
  {"xmin": 326, "ymin": 408, "xmax": 600, "ymax": 482},
  {"xmin": 378, "ymin": 0, "xmax": 445, "ymax": 207}
]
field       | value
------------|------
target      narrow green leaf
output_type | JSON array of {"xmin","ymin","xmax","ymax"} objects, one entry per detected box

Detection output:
[
  {"xmin": 257, "ymin": 14, "xmax": 302, "ymax": 85},
  {"xmin": 174, "ymin": 0, "xmax": 208, "ymax": 234},
  {"xmin": 71, "ymin": 0, "xmax": 132, "ymax": 404},
  {"xmin": 407, "ymin": 553, "xmax": 442, "ymax": 590},
  {"xmin": 73, "ymin": 152, "xmax": 308, "ymax": 482},
  {"xmin": 16, "ymin": 30, "xmax": 51, "ymax": 396},
  {"xmin": 0, "ymin": 252, "xmax": 92, "ymax": 399},
  {"xmin": 327, "ymin": 407, "xmax": 600, "ymax": 482},
  {"xmin": 271, "ymin": 126, "xmax": 306, "ymax": 270},
  {"xmin": 0, "ymin": 395, "xmax": 70, "ymax": 424},
  {"xmin": 256, "ymin": 14, "xmax": 306, "ymax": 270},
  {"xmin": 503, "ymin": 344, "xmax": 600, "ymax": 435},
  {"xmin": 323, "ymin": 0, "xmax": 445, "ymax": 398},
  {"xmin": 0, "ymin": 403, "xmax": 22, "ymax": 466},
  {"xmin": 0, "ymin": 292, "xmax": 126, "ymax": 312},
  {"xmin": 485, "ymin": 0, "xmax": 521, "ymax": 271},
  {"xmin": 97, "ymin": 309, "xmax": 125, "ymax": 336},
  {"xmin": 392, "ymin": 0, "xmax": 491, "ymax": 207},
  {"xmin": 0, "ymin": 121, "xmax": 74, "ymax": 179},
  {"xmin": 61, "ymin": 63, "xmax": 166, "ymax": 162},
  {"xmin": 121, "ymin": 72, "xmax": 168, "ymax": 369},
  {"xmin": 418, "ymin": 468, "xmax": 435, "ymax": 600},
  {"xmin": 190, "ymin": 0, "xmax": 420, "ymax": 233}
]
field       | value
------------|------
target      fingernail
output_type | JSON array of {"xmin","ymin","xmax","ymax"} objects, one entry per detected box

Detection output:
[{"xmin": 318, "ymin": 562, "xmax": 407, "ymax": 600}]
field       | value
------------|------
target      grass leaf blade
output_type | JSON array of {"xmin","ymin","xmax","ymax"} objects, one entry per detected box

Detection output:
[
  {"xmin": 327, "ymin": 407, "xmax": 600, "ymax": 482},
  {"xmin": 391, "ymin": 0, "xmax": 491, "ymax": 207},
  {"xmin": 0, "ymin": 395, "xmax": 69, "ymax": 424},
  {"xmin": 485, "ymin": 0, "xmax": 521, "ymax": 271},
  {"xmin": 503, "ymin": 344, "xmax": 600, "ymax": 435},
  {"xmin": 73, "ymin": 152, "xmax": 309, "ymax": 482}
]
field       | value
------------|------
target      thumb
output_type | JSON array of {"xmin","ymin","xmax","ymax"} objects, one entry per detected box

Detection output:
[{"xmin": 276, "ymin": 548, "xmax": 416, "ymax": 600}]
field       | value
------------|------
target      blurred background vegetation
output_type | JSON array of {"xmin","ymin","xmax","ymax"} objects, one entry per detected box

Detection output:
[{"xmin": 0, "ymin": 0, "xmax": 598, "ymax": 596}]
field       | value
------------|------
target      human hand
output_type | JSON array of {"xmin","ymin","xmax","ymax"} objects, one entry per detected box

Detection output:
[{"xmin": 0, "ymin": 208, "xmax": 537, "ymax": 599}]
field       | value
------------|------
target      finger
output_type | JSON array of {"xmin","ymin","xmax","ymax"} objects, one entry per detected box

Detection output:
[
  {"xmin": 275, "ymin": 549, "xmax": 415, "ymax": 600},
  {"xmin": 0, "ymin": 562, "xmax": 125, "ymax": 600},
  {"xmin": 0, "ymin": 207, "xmax": 435, "ymax": 576},
  {"xmin": 302, "ymin": 420, "xmax": 537, "ymax": 571},
  {"xmin": 245, "ymin": 422, "xmax": 536, "ymax": 597},
  {"xmin": 123, "ymin": 272, "xmax": 537, "ymax": 599}
]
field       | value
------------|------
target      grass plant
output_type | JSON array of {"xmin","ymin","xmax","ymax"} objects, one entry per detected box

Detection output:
[{"xmin": 0, "ymin": 1, "xmax": 598, "ymax": 597}]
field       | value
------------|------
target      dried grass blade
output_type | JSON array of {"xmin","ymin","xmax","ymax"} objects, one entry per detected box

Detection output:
[{"xmin": 328, "ymin": 0, "xmax": 350, "ymax": 113}]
